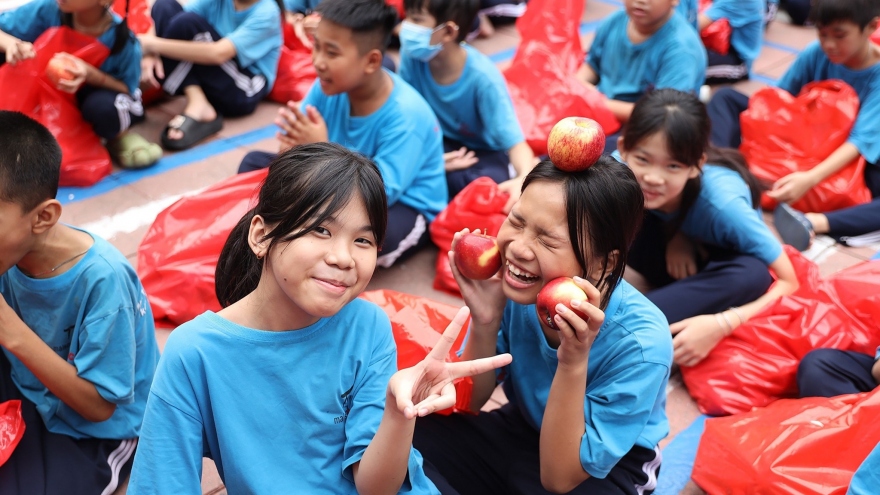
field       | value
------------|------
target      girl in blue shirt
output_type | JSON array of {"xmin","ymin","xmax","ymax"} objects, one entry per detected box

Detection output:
[
  {"xmin": 0, "ymin": 0, "xmax": 161, "ymax": 168},
  {"xmin": 128, "ymin": 142, "xmax": 510, "ymax": 494},
  {"xmin": 414, "ymin": 157, "xmax": 673, "ymax": 494},
  {"xmin": 617, "ymin": 89, "xmax": 800, "ymax": 368},
  {"xmin": 137, "ymin": 0, "xmax": 283, "ymax": 151}
]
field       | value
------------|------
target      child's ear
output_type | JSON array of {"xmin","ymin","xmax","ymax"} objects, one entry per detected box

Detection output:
[
  {"xmin": 364, "ymin": 48, "xmax": 385, "ymax": 74},
  {"xmin": 689, "ymin": 152, "xmax": 707, "ymax": 179},
  {"xmin": 248, "ymin": 214, "xmax": 271, "ymax": 259},
  {"xmin": 616, "ymin": 136, "xmax": 626, "ymax": 156},
  {"xmin": 30, "ymin": 199, "xmax": 61, "ymax": 235},
  {"xmin": 441, "ymin": 22, "xmax": 460, "ymax": 43},
  {"xmin": 866, "ymin": 16, "xmax": 880, "ymax": 35},
  {"xmin": 589, "ymin": 250, "xmax": 620, "ymax": 286}
]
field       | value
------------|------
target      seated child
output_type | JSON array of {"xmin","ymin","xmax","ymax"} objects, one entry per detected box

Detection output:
[
  {"xmin": 399, "ymin": 0, "xmax": 536, "ymax": 206},
  {"xmin": 707, "ymin": 0, "xmax": 880, "ymax": 250},
  {"xmin": 699, "ymin": 0, "xmax": 765, "ymax": 84},
  {"xmin": 237, "ymin": 0, "xmax": 447, "ymax": 268},
  {"xmin": 128, "ymin": 143, "xmax": 511, "ymax": 494},
  {"xmin": 0, "ymin": 111, "xmax": 159, "ymax": 494},
  {"xmin": 283, "ymin": 0, "xmax": 321, "ymax": 48},
  {"xmin": 0, "ymin": 0, "xmax": 160, "ymax": 168},
  {"xmin": 576, "ymin": 0, "xmax": 707, "ymax": 153},
  {"xmin": 139, "ymin": 0, "xmax": 283, "ymax": 150},
  {"xmin": 413, "ymin": 159, "xmax": 673, "ymax": 494},
  {"xmin": 617, "ymin": 89, "xmax": 799, "ymax": 367}
]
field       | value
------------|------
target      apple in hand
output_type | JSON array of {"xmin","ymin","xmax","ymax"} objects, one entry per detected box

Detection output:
[
  {"xmin": 535, "ymin": 277, "xmax": 589, "ymax": 330},
  {"xmin": 454, "ymin": 232, "xmax": 502, "ymax": 280},
  {"xmin": 546, "ymin": 117, "xmax": 606, "ymax": 172},
  {"xmin": 45, "ymin": 56, "xmax": 77, "ymax": 85}
]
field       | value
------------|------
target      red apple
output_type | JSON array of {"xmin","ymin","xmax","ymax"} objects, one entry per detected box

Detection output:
[
  {"xmin": 535, "ymin": 277, "xmax": 589, "ymax": 330},
  {"xmin": 546, "ymin": 117, "xmax": 606, "ymax": 172},
  {"xmin": 45, "ymin": 56, "xmax": 77, "ymax": 85},
  {"xmin": 454, "ymin": 232, "xmax": 502, "ymax": 280}
]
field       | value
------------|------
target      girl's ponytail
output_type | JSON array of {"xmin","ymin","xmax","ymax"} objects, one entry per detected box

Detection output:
[
  {"xmin": 216, "ymin": 208, "xmax": 264, "ymax": 307},
  {"xmin": 110, "ymin": 0, "xmax": 131, "ymax": 55}
]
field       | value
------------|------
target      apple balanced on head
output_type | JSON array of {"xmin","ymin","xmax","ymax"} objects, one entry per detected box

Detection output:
[{"xmin": 546, "ymin": 117, "xmax": 606, "ymax": 172}]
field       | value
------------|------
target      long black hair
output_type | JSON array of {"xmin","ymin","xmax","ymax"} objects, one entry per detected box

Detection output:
[
  {"xmin": 522, "ymin": 156, "xmax": 644, "ymax": 310},
  {"xmin": 620, "ymin": 88, "xmax": 763, "ymax": 236},
  {"xmin": 215, "ymin": 143, "xmax": 388, "ymax": 307}
]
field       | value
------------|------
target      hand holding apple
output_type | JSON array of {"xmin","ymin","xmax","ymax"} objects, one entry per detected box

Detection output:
[
  {"xmin": 546, "ymin": 117, "xmax": 606, "ymax": 172},
  {"xmin": 454, "ymin": 232, "xmax": 502, "ymax": 280},
  {"xmin": 448, "ymin": 229, "xmax": 507, "ymax": 327},
  {"xmin": 535, "ymin": 277, "xmax": 592, "ymax": 330},
  {"xmin": 46, "ymin": 53, "xmax": 87, "ymax": 93}
]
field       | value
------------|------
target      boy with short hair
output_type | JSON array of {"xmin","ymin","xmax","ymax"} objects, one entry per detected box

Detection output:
[
  {"xmin": 238, "ymin": 0, "xmax": 447, "ymax": 268},
  {"xmin": 707, "ymin": 0, "xmax": 880, "ymax": 249},
  {"xmin": 399, "ymin": 0, "xmax": 536, "ymax": 207},
  {"xmin": 0, "ymin": 111, "xmax": 159, "ymax": 494},
  {"xmin": 576, "ymin": 0, "xmax": 707, "ymax": 152}
]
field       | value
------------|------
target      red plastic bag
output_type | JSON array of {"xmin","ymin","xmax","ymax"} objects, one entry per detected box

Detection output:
[
  {"xmin": 740, "ymin": 80, "xmax": 872, "ymax": 213},
  {"xmin": 872, "ymin": 26, "xmax": 880, "ymax": 44},
  {"xmin": 360, "ymin": 290, "xmax": 472, "ymax": 414},
  {"xmin": 503, "ymin": 0, "xmax": 619, "ymax": 156},
  {"xmin": 268, "ymin": 22, "xmax": 318, "ymax": 104},
  {"xmin": 0, "ymin": 400, "xmax": 25, "ymax": 467},
  {"xmin": 0, "ymin": 27, "xmax": 111, "ymax": 187},
  {"xmin": 429, "ymin": 178, "xmax": 509, "ymax": 297},
  {"xmin": 112, "ymin": 0, "xmax": 153, "ymax": 35},
  {"xmin": 692, "ymin": 389, "xmax": 880, "ymax": 495},
  {"xmin": 680, "ymin": 252, "xmax": 880, "ymax": 416},
  {"xmin": 698, "ymin": 0, "xmax": 731, "ymax": 55}
]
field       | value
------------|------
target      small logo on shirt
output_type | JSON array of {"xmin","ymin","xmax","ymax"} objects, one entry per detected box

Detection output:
[{"xmin": 333, "ymin": 384, "xmax": 355, "ymax": 424}]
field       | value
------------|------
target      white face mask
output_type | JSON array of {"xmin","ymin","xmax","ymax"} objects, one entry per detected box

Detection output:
[{"xmin": 399, "ymin": 20, "xmax": 446, "ymax": 62}]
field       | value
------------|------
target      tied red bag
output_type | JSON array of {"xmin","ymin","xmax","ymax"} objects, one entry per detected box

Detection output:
[
  {"xmin": 698, "ymin": 0, "xmax": 731, "ymax": 55},
  {"xmin": 429, "ymin": 178, "xmax": 509, "ymax": 297},
  {"xmin": 0, "ymin": 27, "xmax": 112, "ymax": 187},
  {"xmin": 680, "ymin": 251, "xmax": 880, "ymax": 416},
  {"xmin": 740, "ymin": 79, "xmax": 872, "ymax": 213},
  {"xmin": 503, "ymin": 0, "xmax": 619, "ymax": 156},
  {"xmin": 692, "ymin": 389, "xmax": 880, "ymax": 495},
  {"xmin": 0, "ymin": 400, "xmax": 25, "ymax": 467},
  {"xmin": 268, "ymin": 22, "xmax": 318, "ymax": 105},
  {"xmin": 112, "ymin": 0, "xmax": 152, "ymax": 36}
]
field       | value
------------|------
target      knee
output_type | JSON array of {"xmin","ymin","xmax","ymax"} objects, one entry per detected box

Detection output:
[
  {"xmin": 165, "ymin": 12, "xmax": 212, "ymax": 41},
  {"xmin": 797, "ymin": 349, "xmax": 842, "ymax": 394},
  {"xmin": 707, "ymin": 87, "xmax": 742, "ymax": 111},
  {"xmin": 80, "ymin": 91, "xmax": 120, "ymax": 140},
  {"xmin": 725, "ymin": 257, "xmax": 773, "ymax": 298},
  {"xmin": 150, "ymin": 0, "xmax": 182, "ymax": 21}
]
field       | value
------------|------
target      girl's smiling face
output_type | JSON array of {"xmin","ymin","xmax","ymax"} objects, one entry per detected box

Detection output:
[
  {"xmin": 618, "ymin": 132, "xmax": 701, "ymax": 213},
  {"xmin": 496, "ymin": 180, "xmax": 584, "ymax": 306}
]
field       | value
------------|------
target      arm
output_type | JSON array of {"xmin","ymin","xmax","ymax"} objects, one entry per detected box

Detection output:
[
  {"xmin": 138, "ymin": 35, "xmax": 237, "ymax": 66},
  {"xmin": 767, "ymin": 142, "xmax": 861, "ymax": 204},
  {"xmin": 697, "ymin": 12, "xmax": 713, "ymax": 30},
  {"xmin": 605, "ymin": 99, "xmax": 635, "ymax": 123},
  {"xmin": 576, "ymin": 63, "xmax": 599, "ymax": 85},
  {"xmin": 0, "ymin": 295, "xmax": 115, "ymax": 422},
  {"xmin": 0, "ymin": 29, "xmax": 34, "ymax": 64},
  {"xmin": 730, "ymin": 250, "xmax": 799, "ymax": 323}
]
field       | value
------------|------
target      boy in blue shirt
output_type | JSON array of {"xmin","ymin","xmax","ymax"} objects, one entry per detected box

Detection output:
[
  {"xmin": 576, "ymin": 0, "xmax": 707, "ymax": 153},
  {"xmin": 699, "ymin": 0, "xmax": 765, "ymax": 84},
  {"xmin": 238, "ymin": 0, "xmax": 447, "ymax": 268},
  {"xmin": 0, "ymin": 111, "xmax": 159, "ymax": 495},
  {"xmin": 708, "ymin": 0, "xmax": 880, "ymax": 250},
  {"xmin": 399, "ymin": 0, "xmax": 536, "ymax": 205}
]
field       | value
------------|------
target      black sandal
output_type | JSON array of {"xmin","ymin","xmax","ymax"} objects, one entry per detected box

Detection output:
[
  {"xmin": 161, "ymin": 114, "xmax": 224, "ymax": 151},
  {"xmin": 773, "ymin": 203, "xmax": 813, "ymax": 251}
]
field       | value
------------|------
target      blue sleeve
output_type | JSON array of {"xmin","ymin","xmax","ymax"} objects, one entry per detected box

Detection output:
[
  {"xmin": 586, "ymin": 17, "xmax": 610, "ymax": 72},
  {"xmin": 182, "ymin": 0, "xmax": 210, "ymax": 18},
  {"xmin": 847, "ymin": 82, "xmax": 880, "ymax": 164},
  {"xmin": 283, "ymin": 0, "xmax": 305, "ymax": 12},
  {"xmin": 73, "ymin": 308, "xmax": 138, "ymax": 405},
  {"xmin": 102, "ymin": 36, "xmax": 142, "ymax": 95},
  {"xmin": 655, "ymin": 41, "xmax": 706, "ymax": 94},
  {"xmin": 226, "ymin": 3, "xmax": 282, "ymax": 70},
  {"xmin": 478, "ymin": 75, "xmax": 525, "ymax": 151},
  {"xmin": 777, "ymin": 43, "xmax": 821, "ymax": 95},
  {"xmin": 581, "ymin": 361, "xmax": 669, "ymax": 478},
  {"xmin": 714, "ymin": 200, "xmax": 783, "ymax": 265},
  {"xmin": 373, "ymin": 112, "xmax": 440, "ymax": 206},
  {"xmin": 0, "ymin": 0, "xmax": 56, "ymax": 42},
  {"xmin": 848, "ymin": 441, "xmax": 880, "ymax": 495},
  {"xmin": 128, "ymin": 339, "xmax": 205, "ymax": 495},
  {"xmin": 704, "ymin": 0, "xmax": 744, "ymax": 22}
]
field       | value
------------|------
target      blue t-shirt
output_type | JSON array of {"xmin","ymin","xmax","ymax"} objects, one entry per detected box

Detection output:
[
  {"xmin": 496, "ymin": 281, "xmax": 672, "ymax": 479},
  {"xmin": 184, "ymin": 0, "xmax": 281, "ymax": 90},
  {"xmin": 677, "ymin": 0, "xmax": 699, "ymax": 29},
  {"xmin": 650, "ymin": 164, "xmax": 783, "ymax": 265},
  {"xmin": 128, "ymin": 301, "xmax": 439, "ymax": 495},
  {"xmin": 0, "ymin": 0, "xmax": 142, "ymax": 94},
  {"xmin": 399, "ymin": 44, "xmax": 525, "ymax": 152},
  {"xmin": 283, "ymin": 0, "xmax": 320, "ymax": 13},
  {"xmin": 704, "ymin": 0, "xmax": 765, "ymax": 70},
  {"xmin": 301, "ymin": 70, "xmax": 448, "ymax": 221},
  {"xmin": 587, "ymin": 9, "xmax": 707, "ymax": 101},
  {"xmin": 777, "ymin": 41, "xmax": 880, "ymax": 165},
  {"xmin": 848, "ymin": 441, "xmax": 880, "ymax": 495},
  {"xmin": 0, "ymin": 231, "xmax": 159, "ymax": 440}
]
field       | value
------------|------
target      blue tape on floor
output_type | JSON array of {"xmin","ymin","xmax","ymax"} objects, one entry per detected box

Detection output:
[{"xmin": 655, "ymin": 415, "xmax": 709, "ymax": 495}]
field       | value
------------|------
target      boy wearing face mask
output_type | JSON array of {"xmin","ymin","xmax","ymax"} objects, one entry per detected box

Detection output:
[{"xmin": 399, "ymin": 0, "xmax": 536, "ymax": 208}]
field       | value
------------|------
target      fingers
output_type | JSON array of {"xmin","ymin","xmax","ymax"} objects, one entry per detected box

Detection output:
[
  {"xmin": 427, "ymin": 306, "xmax": 470, "ymax": 361},
  {"xmin": 305, "ymin": 105, "xmax": 323, "ymax": 125},
  {"xmin": 571, "ymin": 276, "xmax": 601, "ymax": 306},
  {"xmin": 446, "ymin": 353, "xmax": 512, "ymax": 380},
  {"xmin": 155, "ymin": 59, "xmax": 165, "ymax": 80},
  {"xmin": 555, "ymin": 298, "xmax": 603, "ymax": 343},
  {"xmin": 412, "ymin": 382, "xmax": 456, "ymax": 417},
  {"xmin": 669, "ymin": 320, "xmax": 685, "ymax": 335}
]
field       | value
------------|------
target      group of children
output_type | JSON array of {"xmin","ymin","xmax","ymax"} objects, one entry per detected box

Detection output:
[{"xmin": 1, "ymin": 0, "xmax": 880, "ymax": 493}]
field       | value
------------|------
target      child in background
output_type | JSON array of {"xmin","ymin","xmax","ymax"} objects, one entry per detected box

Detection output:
[
  {"xmin": 399, "ymin": 0, "xmax": 536, "ymax": 207},
  {"xmin": 576, "ymin": 0, "xmax": 707, "ymax": 153},
  {"xmin": 237, "ymin": 0, "xmax": 447, "ymax": 268},
  {"xmin": 617, "ymin": 89, "xmax": 799, "ymax": 367},
  {"xmin": 283, "ymin": 0, "xmax": 321, "ymax": 49},
  {"xmin": 698, "ymin": 0, "xmax": 765, "ymax": 84},
  {"xmin": 128, "ymin": 143, "xmax": 511, "ymax": 494},
  {"xmin": 138, "ymin": 0, "xmax": 282, "ymax": 150},
  {"xmin": 0, "ymin": 0, "xmax": 161, "ymax": 169},
  {"xmin": 414, "ymin": 158, "xmax": 673, "ymax": 494},
  {"xmin": 0, "ymin": 111, "xmax": 159, "ymax": 495},
  {"xmin": 708, "ymin": 0, "xmax": 880, "ymax": 250}
]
